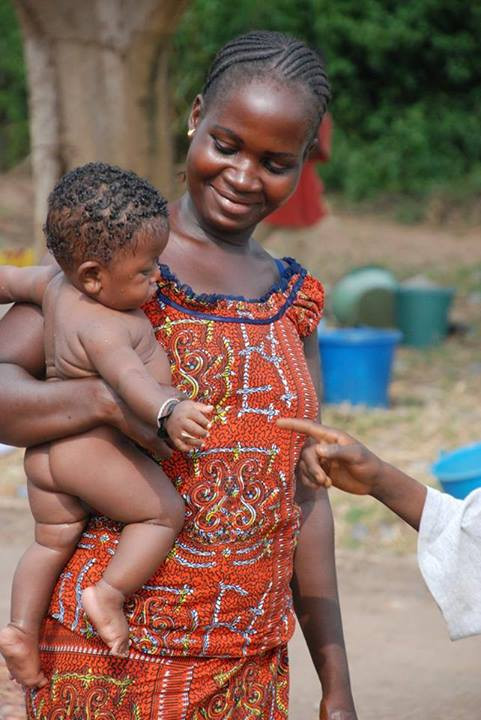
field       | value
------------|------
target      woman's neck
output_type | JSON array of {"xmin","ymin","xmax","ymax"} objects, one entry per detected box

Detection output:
[{"xmin": 170, "ymin": 194, "xmax": 254, "ymax": 253}]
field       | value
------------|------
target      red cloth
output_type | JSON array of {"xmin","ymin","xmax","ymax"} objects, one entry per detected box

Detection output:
[
  {"xmin": 265, "ymin": 113, "xmax": 332, "ymax": 228},
  {"xmin": 29, "ymin": 619, "xmax": 289, "ymax": 719},
  {"xmin": 46, "ymin": 260, "xmax": 324, "ymax": 660},
  {"xmin": 30, "ymin": 260, "xmax": 324, "ymax": 717}
]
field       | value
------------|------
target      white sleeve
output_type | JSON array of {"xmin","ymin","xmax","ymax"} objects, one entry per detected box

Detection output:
[{"xmin": 418, "ymin": 486, "xmax": 481, "ymax": 640}]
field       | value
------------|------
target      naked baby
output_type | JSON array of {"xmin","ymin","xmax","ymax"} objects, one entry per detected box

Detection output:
[{"xmin": 0, "ymin": 163, "xmax": 212, "ymax": 687}]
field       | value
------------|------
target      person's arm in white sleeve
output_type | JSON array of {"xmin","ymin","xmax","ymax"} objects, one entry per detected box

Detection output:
[
  {"xmin": 418, "ymin": 486, "xmax": 481, "ymax": 640},
  {"xmin": 277, "ymin": 418, "xmax": 481, "ymax": 640}
]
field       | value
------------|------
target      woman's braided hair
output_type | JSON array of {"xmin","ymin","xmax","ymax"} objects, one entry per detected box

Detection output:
[
  {"xmin": 202, "ymin": 31, "xmax": 330, "ymax": 136},
  {"xmin": 45, "ymin": 162, "xmax": 168, "ymax": 271}
]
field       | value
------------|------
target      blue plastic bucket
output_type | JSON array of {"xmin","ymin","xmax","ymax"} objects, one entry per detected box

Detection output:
[
  {"xmin": 318, "ymin": 327, "xmax": 402, "ymax": 407},
  {"xmin": 432, "ymin": 442, "xmax": 481, "ymax": 499}
]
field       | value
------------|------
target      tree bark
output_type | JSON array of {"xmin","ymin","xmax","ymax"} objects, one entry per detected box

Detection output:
[{"xmin": 14, "ymin": 0, "xmax": 187, "ymax": 259}]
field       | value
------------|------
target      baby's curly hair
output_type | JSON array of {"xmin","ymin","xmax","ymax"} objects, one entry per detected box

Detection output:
[{"xmin": 44, "ymin": 162, "xmax": 168, "ymax": 270}]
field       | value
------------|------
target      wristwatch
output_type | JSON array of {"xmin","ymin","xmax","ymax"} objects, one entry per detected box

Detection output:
[{"xmin": 156, "ymin": 398, "xmax": 182, "ymax": 439}]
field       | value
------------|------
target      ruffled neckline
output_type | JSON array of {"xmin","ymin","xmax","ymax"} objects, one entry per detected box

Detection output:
[{"xmin": 156, "ymin": 256, "xmax": 303, "ymax": 307}]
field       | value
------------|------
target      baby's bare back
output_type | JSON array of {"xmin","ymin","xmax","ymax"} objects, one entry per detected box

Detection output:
[{"xmin": 43, "ymin": 275, "xmax": 162, "ymax": 382}]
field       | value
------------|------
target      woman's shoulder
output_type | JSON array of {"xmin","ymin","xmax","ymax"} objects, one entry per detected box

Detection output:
[{"xmin": 277, "ymin": 256, "xmax": 324, "ymax": 338}]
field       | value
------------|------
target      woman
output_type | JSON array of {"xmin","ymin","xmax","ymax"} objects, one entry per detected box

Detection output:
[{"xmin": 0, "ymin": 31, "xmax": 357, "ymax": 720}]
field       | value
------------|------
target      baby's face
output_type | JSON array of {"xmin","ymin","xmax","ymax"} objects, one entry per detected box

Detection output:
[{"xmin": 101, "ymin": 223, "xmax": 168, "ymax": 311}]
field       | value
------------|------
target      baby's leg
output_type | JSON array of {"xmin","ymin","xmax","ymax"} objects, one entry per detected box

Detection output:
[
  {"xmin": 48, "ymin": 426, "xmax": 184, "ymax": 657},
  {"xmin": 0, "ymin": 444, "xmax": 88, "ymax": 688}
]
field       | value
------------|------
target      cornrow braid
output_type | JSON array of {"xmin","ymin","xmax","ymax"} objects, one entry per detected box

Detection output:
[
  {"xmin": 202, "ymin": 31, "xmax": 330, "ymax": 127},
  {"xmin": 45, "ymin": 162, "xmax": 168, "ymax": 271}
]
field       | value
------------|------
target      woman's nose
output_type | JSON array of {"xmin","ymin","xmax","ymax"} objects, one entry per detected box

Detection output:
[{"xmin": 225, "ymin": 160, "xmax": 262, "ymax": 193}]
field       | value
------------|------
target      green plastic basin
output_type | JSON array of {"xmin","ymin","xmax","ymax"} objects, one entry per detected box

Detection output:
[{"xmin": 331, "ymin": 266, "xmax": 397, "ymax": 328}]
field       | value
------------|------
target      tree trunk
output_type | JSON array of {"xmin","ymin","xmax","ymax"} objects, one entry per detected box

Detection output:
[{"xmin": 14, "ymin": 0, "xmax": 187, "ymax": 259}]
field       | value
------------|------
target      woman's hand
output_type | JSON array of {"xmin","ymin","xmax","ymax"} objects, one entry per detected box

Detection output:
[
  {"xmin": 100, "ymin": 382, "xmax": 173, "ymax": 459},
  {"xmin": 278, "ymin": 417, "xmax": 382, "ymax": 495},
  {"xmin": 319, "ymin": 697, "xmax": 358, "ymax": 720}
]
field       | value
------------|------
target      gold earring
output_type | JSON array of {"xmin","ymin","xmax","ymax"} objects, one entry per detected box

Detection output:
[{"xmin": 187, "ymin": 128, "xmax": 195, "ymax": 138}]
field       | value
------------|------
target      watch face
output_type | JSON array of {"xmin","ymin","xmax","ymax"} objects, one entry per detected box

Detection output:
[{"xmin": 156, "ymin": 421, "xmax": 169, "ymax": 440}]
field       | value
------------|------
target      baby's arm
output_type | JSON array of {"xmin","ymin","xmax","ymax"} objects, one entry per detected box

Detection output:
[
  {"xmin": 0, "ymin": 265, "xmax": 58, "ymax": 306},
  {"xmin": 278, "ymin": 418, "xmax": 426, "ymax": 530},
  {"xmin": 80, "ymin": 317, "xmax": 212, "ymax": 450}
]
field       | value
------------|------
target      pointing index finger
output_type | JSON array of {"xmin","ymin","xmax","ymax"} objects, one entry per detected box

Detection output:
[{"xmin": 276, "ymin": 417, "xmax": 344, "ymax": 444}]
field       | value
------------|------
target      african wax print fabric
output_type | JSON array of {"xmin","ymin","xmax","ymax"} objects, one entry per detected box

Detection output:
[
  {"xmin": 46, "ymin": 257, "xmax": 324, "ymax": 661},
  {"xmin": 27, "ymin": 618, "xmax": 289, "ymax": 719}
]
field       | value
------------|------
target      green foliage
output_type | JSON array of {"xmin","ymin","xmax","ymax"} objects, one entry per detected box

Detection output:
[
  {"xmin": 1, "ymin": 0, "xmax": 480, "ymax": 206},
  {"xmin": 172, "ymin": 0, "xmax": 481, "ymax": 202},
  {"xmin": 0, "ymin": 0, "xmax": 29, "ymax": 169}
]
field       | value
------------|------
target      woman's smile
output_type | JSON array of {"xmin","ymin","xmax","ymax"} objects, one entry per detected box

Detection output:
[{"xmin": 209, "ymin": 184, "xmax": 262, "ymax": 216}]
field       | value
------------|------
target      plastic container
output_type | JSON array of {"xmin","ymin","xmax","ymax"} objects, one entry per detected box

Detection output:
[
  {"xmin": 395, "ymin": 285, "xmax": 454, "ymax": 347},
  {"xmin": 432, "ymin": 442, "xmax": 481, "ymax": 499},
  {"xmin": 318, "ymin": 327, "xmax": 402, "ymax": 407},
  {"xmin": 331, "ymin": 266, "xmax": 398, "ymax": 328}
]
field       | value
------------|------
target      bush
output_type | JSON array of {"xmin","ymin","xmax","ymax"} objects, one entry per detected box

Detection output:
[
  {"xmin": 1, "ymin": 0, "xmax": 480, "ymax": 206},
  {"xmin": 172, "ymin": 0, "xmax": 481, "ymax": 201}
]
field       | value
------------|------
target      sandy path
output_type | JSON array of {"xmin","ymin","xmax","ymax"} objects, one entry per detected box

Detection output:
[{"xmin": 0, "ymin": 505, "xmax": 479, "ymax": 720}]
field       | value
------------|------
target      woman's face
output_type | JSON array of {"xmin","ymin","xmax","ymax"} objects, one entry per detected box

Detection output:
[{"xmin": 186, "ymin": 78, "xmax": 313, "ymax": 236}]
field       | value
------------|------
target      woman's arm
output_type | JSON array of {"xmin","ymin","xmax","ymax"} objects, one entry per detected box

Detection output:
[
  {"xmin": 0, "ymin": 303, "xmax": 110, "ymax": 446},
  {"xmin": 292, "ymin": 332, "xmax": 356, "ymax": 719},
  {"xmin": 0, "ymin": 303, "xmax": 170, "ymax": 456},
  {"xmin": 293, "ymin": 484, "xmax": 356, "ymax": 718}
]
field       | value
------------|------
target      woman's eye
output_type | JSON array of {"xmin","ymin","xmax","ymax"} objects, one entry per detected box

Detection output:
[
  {"xmin": 263, "ymin": 160, "xmax": 293, "ymax": 175},
  {"xmin": 213, "ymin": 139, "xmax": 237, "ymax": 155}
]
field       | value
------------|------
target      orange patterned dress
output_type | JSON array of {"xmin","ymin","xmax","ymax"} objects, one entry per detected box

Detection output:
[{"xmin": 27, "ymin": 257, "xmax": 324, "ymax": 720}]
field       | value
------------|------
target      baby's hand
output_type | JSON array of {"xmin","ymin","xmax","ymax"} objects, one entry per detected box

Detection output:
[
  {"xmin": 165, "ymin": 401, "xmax": 213, "ymax": 452},
  {"xmin": 277, "ymin": 418, "xmax": 382, "ymax": 496}
]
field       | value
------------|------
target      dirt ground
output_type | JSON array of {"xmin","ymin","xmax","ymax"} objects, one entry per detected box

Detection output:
[
  {"xmin": 0, "ymin": 166, "xmax": 480, "ymax": 718},
  {"xmin": 0, "ymin": 501, "xmax": 480, "ymax": 720}
]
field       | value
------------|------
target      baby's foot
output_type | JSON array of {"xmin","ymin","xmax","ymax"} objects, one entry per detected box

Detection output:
[
  {"xmin": 82, "ymin": 582, "xmax": 130, "ymax": 657},
  {"xmin": 0, "ymin": 624, "xmax": 47, "ymax": 688}
]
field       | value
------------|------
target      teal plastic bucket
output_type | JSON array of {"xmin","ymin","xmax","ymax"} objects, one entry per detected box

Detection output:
[
  {"xmin": 395, "ymin": 286, "xmax": 454, "ymax": 347},
  {"xmin": 432, "ymin": 442, "xmax": 481, "ymax": 499},
  {"xmin": 318, "ymin": 327, "xmax": 402, "ymax": 407}
]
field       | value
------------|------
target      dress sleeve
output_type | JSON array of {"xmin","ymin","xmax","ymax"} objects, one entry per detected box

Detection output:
[
  {"xmin": 286, "ymin": 272, "xmax": 325, "ymax": 338},
  {"xmin": 417, "ymin": 486, "xmax": 481, "ymax": 640}
]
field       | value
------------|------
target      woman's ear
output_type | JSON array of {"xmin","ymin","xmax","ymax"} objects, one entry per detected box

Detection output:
[
  {"xmin": 76, "ymin": 261, "xmax": 104, "ymax": 296},
  {"xmin": 188, "ymin": 94, "xmax": 205, "ymax": 135},
  {"xmin": 304, "ymin": 138, "xmax": 319, "ymax": 161}
]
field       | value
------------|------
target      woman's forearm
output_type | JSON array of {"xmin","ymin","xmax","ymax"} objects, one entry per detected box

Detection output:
[
  {"xmin": 0, "ymin": 303, "xmax": 109, "ymax": 447},
  {"xmin": 0, "ymin": 363, "xmax": 109, "ymax": 447},
  {"xmin": 292, "ymin": 488, "xmax": 354, "ymax": 705},
  {"xmin": 0, "ymin": 303, "xmax": 171, "ymax": 455}
]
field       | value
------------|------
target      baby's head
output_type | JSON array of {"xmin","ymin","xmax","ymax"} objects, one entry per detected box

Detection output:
[{"xmin": 45, "ymin": 162, "xmax": 168, "ymax": 310}]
